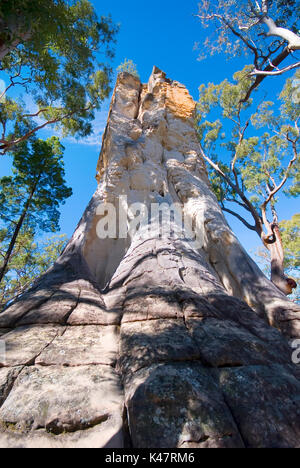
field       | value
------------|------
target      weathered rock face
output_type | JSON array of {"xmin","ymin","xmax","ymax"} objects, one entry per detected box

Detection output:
[{"xmin": 0, "ymin": 67, "xmax": 299, "ymax": 448}]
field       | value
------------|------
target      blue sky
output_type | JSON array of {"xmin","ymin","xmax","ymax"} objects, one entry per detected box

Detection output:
[{"xmin": 0, "ymin": 0, "xmax": 299, "ymax": 267}]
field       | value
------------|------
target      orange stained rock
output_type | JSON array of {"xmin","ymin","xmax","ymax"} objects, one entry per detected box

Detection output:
[{"xmin": 165, "ymin": 82, "xmax": 196, "ymax": 120}]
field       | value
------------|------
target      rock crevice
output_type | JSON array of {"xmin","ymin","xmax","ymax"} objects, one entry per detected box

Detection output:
[{"xmin": 0, "ymin": 67, "xmax": 299, "ymax": 448}]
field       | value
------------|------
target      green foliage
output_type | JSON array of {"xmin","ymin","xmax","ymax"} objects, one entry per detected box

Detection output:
[
  {"xmin": 0, "ymin": 230, "xmax": 68, "ymax": 310},
  {"xmin": 269, "ymin": 0, "xmax": 300, "ymax": 33},
  {"xmin": 280, "ymin": 213, "xmax": 300, "ymax": 269},
  {"xmin": 195, "ymin": 0, "xmax": 300, "ymax": 59},
  {"xmin": 195, "ymin": 1, "xmax": 300, "ymax": 100},
  {"xmin": 195, "ymin": 66, "xmax": 300, "ymax": 224},
  {"xmin": 0, "ymin": 0, "xmax": 119, "ymax": 153},
  {"xmin": 0, "ymin": 136, "xmax": 72, "ymax": 233},
  {"xmin": 197, "ymin": 66, "xmax": 255, "ymax": 121},
  {"xmin": 116, "ymin": 59, "xmax": 140, "ymax": 78}
]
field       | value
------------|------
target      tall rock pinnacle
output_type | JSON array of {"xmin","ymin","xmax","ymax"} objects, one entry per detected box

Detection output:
[{"xmin": 0, "ymin": 67, "xmax": 299, "ymax": 448}]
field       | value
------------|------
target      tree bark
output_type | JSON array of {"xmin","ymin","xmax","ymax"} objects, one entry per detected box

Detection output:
[
  {"xmin": 0, "ymin": 19, "xmax": 31, "ymax": 62},
  {"xmin": 0, "ymin": 68, "xmax": 299, "ymax": 448},
  {"xmin": 259, "ymin": 204, "xmax": 297, "ymax": 295},
  {"xmin": 262, "ymin": 16, "xmax": 300, "ymax": 50},
  {"xmin": 0, "ymin": 184, "xmax": 37, "ymax": 284},
  {"xmin": 242, "ymin": 47, "xmax": 291, "ymax": 101},
  {"xmin": 266, "ymin": 224, "xmax": 297, "ymax": 295}
]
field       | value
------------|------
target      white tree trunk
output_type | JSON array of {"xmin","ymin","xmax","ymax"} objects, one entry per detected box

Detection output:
[{"xmin": 262, "ymin": 16, "xmax": 300, "ymax": 50}]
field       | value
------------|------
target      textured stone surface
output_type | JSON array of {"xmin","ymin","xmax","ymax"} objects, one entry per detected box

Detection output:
[
  {"xmin": 124, "ymin": 363, "xmax": 245, "ymax": 448},
  {"xmin": 118, "ymin": 319, "xmax": 201, "ymax": 375},
  {"xmin": 68, "ymin": 290, "xmax": 121, "ymax": 325},
  {"xmin": 0, "ymin": 68, "xmax": 299, "ymax": 449},
  {"xmin": 0, "ymin": 325, "xmax": 64, "ymax": 367},
  {"xmin": 0, "ymin": 422, "xmax": 124, "ymax": 449},
  {"xmin": 186, "ymin": 317, "xmax": 291, "ymax": 367},
  {"xmin": 215, "ymin": 365, "xmax": 300, "ymax": 448},
  {"xmin": 121, "ymin": 292, "xmax": 182, "ymax": 323},
  {"xmin": 0, "ymin": 365, "xmax": 123, "ymax": 436},
  {"xmin": 36, "ymin": 325, "xmax": 119, "ymax": 366},
  {"xmin": 16, "ymin": 286, "xmax": 80, "ymax": 325},
  {"xmin": 0, "ymin": 288, "xmax": 56, "ymax": 328},
  {"xmin": 0, "ymin": 367, "xmax": 23, "ymax": 406}
]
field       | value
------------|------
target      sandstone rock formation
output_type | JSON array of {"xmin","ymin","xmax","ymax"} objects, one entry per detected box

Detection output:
[{"xmin": 0, "ymin": 67, "xmax": 299, "ymax": 448}]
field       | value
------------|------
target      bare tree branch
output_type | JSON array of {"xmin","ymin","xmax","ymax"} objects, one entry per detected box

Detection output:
[
  {"xmin": 199, "ymin": 145, "xmax": 263, "ymax": 231},
  {"xmin": 251, "ymin": 61, "xmax": 300, "ymax": 76},
  {"xmin": 262, "ymin": 141, "xmax": 298, "ymax": 208},
  {"xmin": 226, "ymin": 197, "xmax": 253, "ymax": 213},
  {"xmin": 196, "ymin": 3, "xmax": 300, "ymax": 102},
  {"xmin": 195, "ymin": 12, "xmax": 261, "ymax": 68},
  {"xmin": 241, "ymin": 47, "xmax": 290, "ymax": 102},
  {"xmin": 221, "ymin": 204, "xmax": 257, "ymax": 230},
  {"xmin": 261, "ymin": 16, "xmax": 300, "ymax": 50},
  {"xmin": 0, "ymin": 104, "xmax": 94, "ymax": 154}
]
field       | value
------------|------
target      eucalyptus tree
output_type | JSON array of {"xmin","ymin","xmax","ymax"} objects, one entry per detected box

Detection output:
[
  {"xmin": 195, "ymin": 0, "xmax": 300, "ymax": 100},
  {"xmin": 0, "ymin": 0, "xmax": 118, "ymax": 154},
  {"xmin": 255, "ymin": 213, "xmax": 299, "ymax": 302},
  {"xmin": 195, "ymin": 66, "xmax": 299, "ymax": 295},
  {"xmin": 0, "ymin": 136, "xmax": 72, "ymax": 283},
  {"xmin": 0, "ymin": 231, "xmax": 68, "ymax": 310}
]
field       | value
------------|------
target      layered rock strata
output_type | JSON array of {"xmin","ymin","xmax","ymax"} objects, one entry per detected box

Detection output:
[{"xmin": 0, "ymin": 67, "xmax": 299, "ymax": 448}]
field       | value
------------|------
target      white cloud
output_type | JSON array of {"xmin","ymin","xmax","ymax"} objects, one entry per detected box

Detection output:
[{"xmin": 63, "ymin": 110, "xmax": 108, "ymax": 147}]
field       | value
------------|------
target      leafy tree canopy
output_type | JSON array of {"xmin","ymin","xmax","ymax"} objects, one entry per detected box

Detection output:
[
  {"xmin": 0, "ymin": 136, "xmax": 72, "ymax": 233},
  {"xmin": 0, "ymin": 230, "xmax": 68, "ymax": 310},
  {"xmin": 196, "ymin": 66, "xmax": 299, "ymax": 234},
  {"xmin": 196, "ymin": 66, "xmax": 299, "ymax": 294},
  {"xmin": 280, "ymin": 213, "xmax": 300, "ymax": 269},
  {"xmin": 0, "ymin": 0, "xmax": 119, "ymax": 154},
  {"xmin": 0, "ymin": 135, "xmax": 72, "ymax": 283},
  {"xmin": 195, "ymin": 0, "xmax": 300, "ymax": 100}
]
